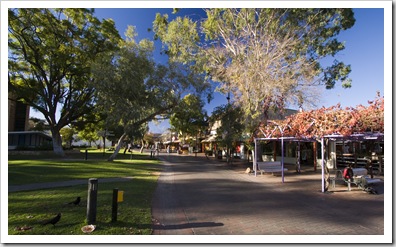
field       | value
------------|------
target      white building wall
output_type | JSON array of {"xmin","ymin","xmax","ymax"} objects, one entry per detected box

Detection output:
[{"xmin": 72, "ymin": 137, "xmax": 113, "ymax": 148}]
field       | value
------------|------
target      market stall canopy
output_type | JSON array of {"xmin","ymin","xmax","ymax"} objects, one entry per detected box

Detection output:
[
  {"xmin": 163, "ymin": 140, "xmax": 181, "ymax": 144},
  {"xmin": 201, "ymin": 135, "xmax": 217, "ymax": 143},
  {"xmin": 252, "ymin": 94, "xmax": 384, "ymax": 192}
]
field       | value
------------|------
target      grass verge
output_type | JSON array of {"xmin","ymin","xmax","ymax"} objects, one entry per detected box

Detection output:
[
  {"xmin": 8, "ymin": 150, "xmax": 156, "ymax": 185},
  {"xmin": 8, "ymin": 151, "xmax": 162, "ymax": 235}
]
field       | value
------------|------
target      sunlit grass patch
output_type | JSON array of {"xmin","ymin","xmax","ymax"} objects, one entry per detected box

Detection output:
[
  {"xmin": 9, "ymin": 154, "xmax": 160, "ymax": 185},
  {"xmin": 8, "ymin": 153, "xmax": 162, "ymax": 235}
]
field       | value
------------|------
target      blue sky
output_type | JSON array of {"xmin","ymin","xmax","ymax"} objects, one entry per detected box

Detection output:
[
  {"xmin": 319, "ymin": 8, "xmax": 384, "ymax": 108},
  {"xmin": 93, "ymin": 8, "xmax": 230, "ymax": 116},
  {"xmin": 93, "ymin": 7, "xmax": 386, "ymax": 133},
  {"xmin": 19, "ymin": 5, "xmax": 388, "ymax": 133},
  {"xmin": 93, "ymin": 8, "xmax": 385, "ymax": 108}
]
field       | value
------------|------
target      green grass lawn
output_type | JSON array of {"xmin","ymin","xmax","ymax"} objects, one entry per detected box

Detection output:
[{"xmin": 8, "ymin": 150, "xmax": 162, "ymax": 235}]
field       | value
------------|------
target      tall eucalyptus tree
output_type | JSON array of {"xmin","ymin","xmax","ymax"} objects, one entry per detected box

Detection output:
[
  {"xmin": 8, "ymin": 8, "xmax": 121, "ymax": 156},
  {"xmin": 92, "ymin": 26, "xmax": 211, "ymax": 161},
  {"xmin": 153, "ymin": 8, "xmax": 355, "ymax": 135}
]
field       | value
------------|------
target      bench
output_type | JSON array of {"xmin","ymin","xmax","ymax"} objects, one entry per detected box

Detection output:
[
  {"xmin": 330, "ymin": 170, "xmax": 345, "ymax": 188},
  {"xmin": 360, "ymin": 176, "xmax": 382, "ymax": 188},
  {"xmin": 351, "ymin": 168, "xmax": 382, "ymax": 189},
  {"xmin": 331, "ymin": 169, "xmax": 382, "ymax": 191},
  {"xmin": 257, "ymin": 161, "xmax": 288, "ymax": 175}
]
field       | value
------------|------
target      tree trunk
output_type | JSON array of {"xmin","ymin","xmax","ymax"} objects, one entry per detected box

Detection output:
[
  {"xmin": 313, "ymin": 141, "xmax": 317, "ymax": 172},
  {"xmin": 140, "ymin": 140, "xmax": 145, "ymax": 153},
  {"xmin": 254, "ymin": 143, "xmax": 262, "ymax": 162},
  {"xmin": 322, "ymin": 139, "xmax": 330, "ymax": 192},
  {"xmin": 324, "ymin": 164, "xmax": 330, "ymax": 191},
  {"xmin": 107, "ymin": 133, "xmax": 127, "ymax": 161},
  {"xmin": 51, "ymin": 128, "xmax": 65, "ymax": 157}
]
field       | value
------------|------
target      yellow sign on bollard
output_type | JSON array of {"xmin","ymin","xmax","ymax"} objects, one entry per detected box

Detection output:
[{"xmin": 117, "ymin": 191, "xmax": 124, "ymax": 202}]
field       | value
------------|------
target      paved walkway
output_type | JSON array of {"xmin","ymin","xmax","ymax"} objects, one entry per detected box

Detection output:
[{"xmin": 151, "ymin": 153, "xmax": 386, "ymax": 239}]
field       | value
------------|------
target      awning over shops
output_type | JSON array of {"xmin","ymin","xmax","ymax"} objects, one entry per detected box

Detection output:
[
  {"xmin": 201, "ymin": 135, "xmax": 217, "ymax": 143},
  {"xmin": 254, "ymin": 132, "xmax": 384, "ymax": 192},
  {"xmin": 163, "ymin": 140, "xmax": 181, "ymax": 145}
]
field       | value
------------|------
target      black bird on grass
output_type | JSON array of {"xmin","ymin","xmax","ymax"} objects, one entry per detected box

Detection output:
[
  {"xmin": 42, "ymin": 213, "xmax": 61, "ymax": 226},
  {"xmin": 65, "ymin": 196, "xmax": 81, "ymax": 206}
]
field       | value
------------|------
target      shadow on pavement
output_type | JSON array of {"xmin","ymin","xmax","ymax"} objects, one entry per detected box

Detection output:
[{"xmin": 153, "ymin": 222, "xmax": 224, "ymax": 230}]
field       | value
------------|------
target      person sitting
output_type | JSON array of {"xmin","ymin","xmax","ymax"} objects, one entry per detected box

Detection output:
[{"xmin": 343, "ymin": 165, "xmax": 354, "ymax": 182}]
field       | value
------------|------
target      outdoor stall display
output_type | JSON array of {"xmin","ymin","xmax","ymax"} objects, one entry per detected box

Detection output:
[{"xmin": 252, "ymin": 95, "xmax": 384, "ymax": 192}]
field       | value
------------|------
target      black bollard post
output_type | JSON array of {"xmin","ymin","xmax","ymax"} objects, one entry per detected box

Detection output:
[
  {"xmin": 85, "ymin": 150, "xmax": 88, "ymax": 160},
  {"xmin": 112, "ymin": 188, "xmax": 118, "ymax": 222},
  {"xmin": 86, "ymin": 178, "xmax": 98, "ymax": 225}
]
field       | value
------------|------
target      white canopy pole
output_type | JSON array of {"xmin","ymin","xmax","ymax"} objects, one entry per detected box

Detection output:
[
  {"xmin": 281, "ymin": 137, "xmax": 285, "ymax": 183},
  {"xmin": 254, "ymin": 138, "xmax": 257, "ymax": 177},
  {"xmin": 321, "ymin": 137, "xmax": 325, "ymax": 193}
]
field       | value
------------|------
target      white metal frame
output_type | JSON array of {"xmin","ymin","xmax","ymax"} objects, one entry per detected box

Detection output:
[{"xmin": 253, "ymin": 132, "xmax": 383, "ymax": 192}]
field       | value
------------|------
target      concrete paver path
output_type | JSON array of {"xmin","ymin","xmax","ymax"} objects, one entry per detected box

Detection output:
[{"xmin": 151, "ymin": 153, "xmax": 385, "ymax": 236}]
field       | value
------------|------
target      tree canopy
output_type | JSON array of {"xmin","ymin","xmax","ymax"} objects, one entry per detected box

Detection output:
[
  {"xmin": 8, "ymin": 8, "xmax": 121, "ymax": 156},
  {"xmin": 92, "ymin": 26, "xmax": 211, "ymax": 160},
  {"xmin": 211, "ymin": 104, "xmax": 245, "ymax": 161},
  {"xmin": 169, "ymin": 94, "xmax": 207, "ymax": 142},
  {"xmin": 153, "ymin": 8, "xmax": 356, "ymax": 135}
]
